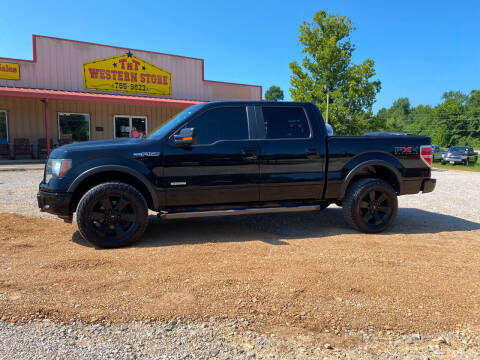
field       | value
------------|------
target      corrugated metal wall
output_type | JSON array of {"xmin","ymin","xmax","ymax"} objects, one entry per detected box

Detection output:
[
  {"xmin": 0, "ymin": 36, "xmax": 261, "ymax": 101},
  {"xmin": 0, "ymin": 97, "xmax": 45, "ymax": 141},
  {"xmin": 0, "ymin": 97, "xmax": 183, "ymax": 143}
]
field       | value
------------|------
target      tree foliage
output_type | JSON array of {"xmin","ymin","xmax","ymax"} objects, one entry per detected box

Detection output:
[
  {"xmin": 289, "ymin": 10, "xmax": 381, "ymax": 135},
  {"xmin": 368, "ymin": 90, "xmax": 480, "ymax": 148},
  {"xmin": 265, "ymin": 85, "xmax": 284, "ymax": 102}
]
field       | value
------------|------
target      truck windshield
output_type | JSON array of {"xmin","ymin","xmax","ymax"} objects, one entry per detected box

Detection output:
[
  {"xmin": 147, "ymin": 103, "xmax": 204, "ymax": 140},
  {"xmin": 449, "ymin": 146, "xmax": 468, "ymax": 152}
]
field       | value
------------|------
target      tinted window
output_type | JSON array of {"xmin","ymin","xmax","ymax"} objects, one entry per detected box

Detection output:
[
  {"xmin": 262, "ymin": 107, "xmax": 310, "ymax": 139},
  {"xmin": 186, "ymin": 107, "xmax": 248, "ymax": 145}
]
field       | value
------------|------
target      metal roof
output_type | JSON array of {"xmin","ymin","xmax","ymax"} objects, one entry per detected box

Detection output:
[{"xmin": 0, "ymin": 86, "xmax": 202, "ymax": 108}]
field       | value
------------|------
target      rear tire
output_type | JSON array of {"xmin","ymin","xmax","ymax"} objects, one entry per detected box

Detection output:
[
  {"xmin": 76, "ymin": 182, "xmax": 148, "ymax": 248},
  {"xmin": 342, "ymin": 178, "xmax": 398, "ymax": 233}
]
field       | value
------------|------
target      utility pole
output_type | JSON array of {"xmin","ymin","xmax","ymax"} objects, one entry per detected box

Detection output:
[{"xmin": 323, "ymin": 85, "xmax": 330, "ymax": 124}]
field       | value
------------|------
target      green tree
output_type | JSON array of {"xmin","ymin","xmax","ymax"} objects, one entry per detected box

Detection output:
[
  {"xmin": 385, "ymin": 97, "xmax": 411, "ymax": 131},
  {"xmin": 373, "ymin": 89, "xmax": 480, "ymax": 148},
  {"xmin": 405, "ymin": 104, "xmax": 434, "ymax": 137},
  {"xmin": 463, "ymin": 90, "xmax": 480, "ymax": 147},
  {"xmin": 365, "ymin": 107, "xmax": 387, "ymax": 132},
  {"xmin": 432, "ymin": 98, "xmax": 465, "ymax": 146},
  {"xmin": 265, "ymin": 85, "xmax": 284, "ymax": 101},
  {"xmin": 289, "ymin": 10, "xmax": 381, "ymax": 135},
  {"xmin": 441, "ymin": 90, "xmax": 468, "ymax": 105}
]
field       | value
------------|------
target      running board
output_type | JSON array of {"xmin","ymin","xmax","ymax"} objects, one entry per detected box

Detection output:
[{"xmin": 160, "ymin": 205, "xmax": 321, "ymax": 220}]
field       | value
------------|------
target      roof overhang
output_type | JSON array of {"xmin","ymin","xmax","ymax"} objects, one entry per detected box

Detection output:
[{"xmin": 0, "ymin": 86, "xmax": 201, "ymax": 108}]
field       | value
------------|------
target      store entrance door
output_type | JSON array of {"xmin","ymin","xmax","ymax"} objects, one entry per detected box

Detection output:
[{"xmin": 114, "ymin": 115, "xmax": 147, "ymax": 138}]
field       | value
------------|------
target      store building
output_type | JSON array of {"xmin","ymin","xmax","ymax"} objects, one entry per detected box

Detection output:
[{"xmin": 0, "ymin": 35, "xmax": 262, "ymax": 158}]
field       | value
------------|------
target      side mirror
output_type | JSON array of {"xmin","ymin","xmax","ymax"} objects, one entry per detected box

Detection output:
[{"xmin": 174, "ymin": 128, "xmax": 197, "ymax": 147}]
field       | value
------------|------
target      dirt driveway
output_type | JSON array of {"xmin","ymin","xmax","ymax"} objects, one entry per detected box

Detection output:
[{"xmin": 1, "ymin": 169, "xmax": 479, "ymax": 340}]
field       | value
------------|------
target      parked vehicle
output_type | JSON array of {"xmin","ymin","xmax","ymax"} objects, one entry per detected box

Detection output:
[
  {"xmin": 38, "ymin": 101, "xmax": 436, "ymax": 248},
  {"xmin": 432, "ymin": 144, "xmax": 446, "ymax": 162},
  {"xmin": 441, "ymin": 146, "xmax": 478, "ymax": 165}
]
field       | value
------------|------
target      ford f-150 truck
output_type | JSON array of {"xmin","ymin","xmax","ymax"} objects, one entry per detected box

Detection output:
[{"xmin": 37, "ymin": 101, "xmax": 436, "ymax": 248}]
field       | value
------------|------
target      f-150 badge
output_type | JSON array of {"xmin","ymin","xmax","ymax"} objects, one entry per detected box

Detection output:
[{"xmin": 133, "ymin": 152, "xmax": 160, "ymax": 158}]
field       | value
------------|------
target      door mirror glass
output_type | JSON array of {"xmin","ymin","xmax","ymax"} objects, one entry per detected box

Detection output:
[{"xmin": 174, "ymin": 128, "xmax": 197, "ymax": 146}]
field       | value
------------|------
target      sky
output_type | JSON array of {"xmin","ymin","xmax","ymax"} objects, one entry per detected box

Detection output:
[{"xmin": 0, "ymin": 0, "xmax": 478, "ymax": 111}]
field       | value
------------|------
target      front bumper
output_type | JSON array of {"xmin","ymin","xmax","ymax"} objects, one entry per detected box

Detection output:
[
  {"xmin": 443, "ymin": 157, "xmax": 467, "ymax": 164},
  {"xmin": 421, "ymin": 178, "xmax": 436, "ymax": 193},
  {"xmin": 37, "ymin": 190, "xmax": 72, "ymax": 217}
]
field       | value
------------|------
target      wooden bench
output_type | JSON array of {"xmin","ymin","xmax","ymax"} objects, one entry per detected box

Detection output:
[
  {"xmin": 37, "ymin": 138, "xmax": 52, "ymax": 159},
  {"xmin": 0, "ymin": 143, "xmax": 10, "ymax": 159},
  {"xmin": 12, "ymin": 138, "xmax": 33, "ymax": 159}
]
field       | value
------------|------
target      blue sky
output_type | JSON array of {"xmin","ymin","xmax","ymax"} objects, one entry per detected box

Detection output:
[{"xmin": 0, "ymin": 0, "xmax": 478, "ymax": 111}]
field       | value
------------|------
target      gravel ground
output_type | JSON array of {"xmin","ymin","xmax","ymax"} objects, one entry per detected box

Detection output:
[
  {"xmin": 0, "ymin": 168, "xmax": 479, "ymax": 223},
  {"xmin": 0, "ymin": 318, "xmax": 479, "ymax": 360},
  {"xmin": 0, "ymin": 168, "xmax": 479, "ymax": 359}
]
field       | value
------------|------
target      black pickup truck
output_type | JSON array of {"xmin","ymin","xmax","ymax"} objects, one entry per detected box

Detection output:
[{"xmin": 37, "ymin": 101, "xmax": 436, "ymax": 248}]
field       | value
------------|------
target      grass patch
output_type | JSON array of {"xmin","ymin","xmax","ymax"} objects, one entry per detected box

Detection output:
[{"xmin": 433, "ymin": 161, "xmax": 480, "ymax": 172}]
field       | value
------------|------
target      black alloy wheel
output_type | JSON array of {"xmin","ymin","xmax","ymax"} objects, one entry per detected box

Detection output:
[
  {"xmin": 90, "ymin": 194, "xmax": 137, "ymax": 238},
  {"xmin": 358, "ymin": 189, "xmax": 393, "ymax": 229},
  {"xmin": 342, "ymin": 178, "xmax": 398, "ymax": 233},
  {"xmin": 76, "ymin": 182, "xmax": 148, "ymax": 248}
]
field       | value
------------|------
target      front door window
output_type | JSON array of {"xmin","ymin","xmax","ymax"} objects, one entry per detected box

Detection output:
[{"xmin": 114, "ymin": 115, "xmax": 147, "ymax": 138}]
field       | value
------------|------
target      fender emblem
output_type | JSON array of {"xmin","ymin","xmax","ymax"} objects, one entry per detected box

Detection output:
[
  {"xmin": 133, "ymin": 152, "xmax": 160, "ymax": 158},
  {"xmin": 394, "ymin": 147, "xmax": 419, "ymax": 155}
]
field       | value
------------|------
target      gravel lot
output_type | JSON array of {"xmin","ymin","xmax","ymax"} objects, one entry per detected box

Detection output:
[
  {"xmin": 0, "ymin": 168, "xmax": 479, "ymax": 359},
  {"xmin": 0, "ymin": 168, "xmax": 479, "ymax": 224}
]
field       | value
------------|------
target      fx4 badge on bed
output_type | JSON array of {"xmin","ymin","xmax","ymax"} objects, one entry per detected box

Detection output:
[{"xmin": 395, "ymin": 146, "xmax": 419, "ymax": 155}]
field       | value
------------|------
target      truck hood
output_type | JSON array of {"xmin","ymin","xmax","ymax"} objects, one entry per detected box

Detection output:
[
  {"xmin": 59, "ymin": 138, "xmax": 143, "ymax": 150},
  {"xmin": 49, "ymin": 138, "xmax": 150, "ymax": 159}
]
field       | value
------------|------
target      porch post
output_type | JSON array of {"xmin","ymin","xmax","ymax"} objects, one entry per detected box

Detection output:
[{"xmin": 43, "ymin": 99, "xmax": 51, "ymax": 154}]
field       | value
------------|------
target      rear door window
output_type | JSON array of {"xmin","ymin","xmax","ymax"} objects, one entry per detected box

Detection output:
[
  {"xmin": 186, "ymin": 106, "xmax": 249, "ymax": 145},
  {"xmin": 261, "ymin": 106, "xmax": 310, "ymax": 139}
]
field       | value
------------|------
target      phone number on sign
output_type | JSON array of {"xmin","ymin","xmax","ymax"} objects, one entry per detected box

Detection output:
[{"xmin": 113, "ymin": 82, "xmax": 147, "ymax": 91}]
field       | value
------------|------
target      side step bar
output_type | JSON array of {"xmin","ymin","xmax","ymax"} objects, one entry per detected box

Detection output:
[{"xmin": 160, "ymin": 205, "xmax": 321, "ymax": 220}]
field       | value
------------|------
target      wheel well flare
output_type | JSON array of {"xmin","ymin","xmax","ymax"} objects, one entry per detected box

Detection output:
[{"xmin": 70, "ymin": 171, "xmax": 154, "ymax": 213}]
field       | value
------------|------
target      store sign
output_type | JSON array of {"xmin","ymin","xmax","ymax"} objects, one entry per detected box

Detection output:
[
  {"xmin": 0, "ymin": 62, "xmax": 20, "ymax": 80},
  {"xmin": 83, "ymin": 52, "xmax": 171, "ymax": 96}
]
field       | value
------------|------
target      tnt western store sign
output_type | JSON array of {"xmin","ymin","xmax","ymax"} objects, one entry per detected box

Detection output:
[
  {"xmin": 84, "ymin": 52, "xmax": 171, "ymax": 96},
  {"xmin": 0, "ymin": 35, "xmax": 261, "ymax": 156}
]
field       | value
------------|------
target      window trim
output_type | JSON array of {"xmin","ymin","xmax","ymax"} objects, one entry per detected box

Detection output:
[
  {"xmin": 0, "ymin": 110, "xmax": 8, "ymax": 143},
  {"xmin": 255, "ymin": 105, "xmax": 313, "ymax": 140},
  {"xmin": 173, "ymin": 105, "xmax": 251, "ymax": 146},
  {"xmin": 113, "ymin": 115, "xmax": 148, "ymax": 139},
  {"xmin": 57, "ymin": 112, "xmax": 91, "ymax": 142}
]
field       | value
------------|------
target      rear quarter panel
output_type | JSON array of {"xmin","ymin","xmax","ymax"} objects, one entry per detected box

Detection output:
[{"xmin": 325, "ymin": 135, "xmax": 432, "ymax": 199}]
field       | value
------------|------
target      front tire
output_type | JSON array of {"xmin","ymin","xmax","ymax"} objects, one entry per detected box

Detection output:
[
  {"xmin": 342, "ymin": 178, "xmax": 398, "ymax": 233},
  {"xmin": 76, "ymin": 182, "xmax": 148, "ymax": 248}
]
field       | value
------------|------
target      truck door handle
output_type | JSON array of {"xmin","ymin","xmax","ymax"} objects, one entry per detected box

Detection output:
[{"xmin": 241, "ymin": 149, "xmax": 257, "ymax": 161}]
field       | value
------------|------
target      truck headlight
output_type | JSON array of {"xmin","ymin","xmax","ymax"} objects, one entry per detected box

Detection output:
[{"xmin": 45, "ymin": 159, "xmax": 72, "ymax": 183}]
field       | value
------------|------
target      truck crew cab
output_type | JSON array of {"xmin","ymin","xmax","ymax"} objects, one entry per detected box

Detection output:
[{"xmin": 38, "ymin": 101, "xmax": 436, "ymax": 248}]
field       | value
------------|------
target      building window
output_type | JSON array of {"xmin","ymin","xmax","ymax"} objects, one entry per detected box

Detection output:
[
  {"xmin": 0, "ymin": 110, "xmax": 7, "ymax": 144},
  {"xmin": 58, "ymin": 113, "xmax": 90, "ymax": 142},
  {"xmin": 114, "ymin": 115, "xmax": 147, "ymax": 138}
]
